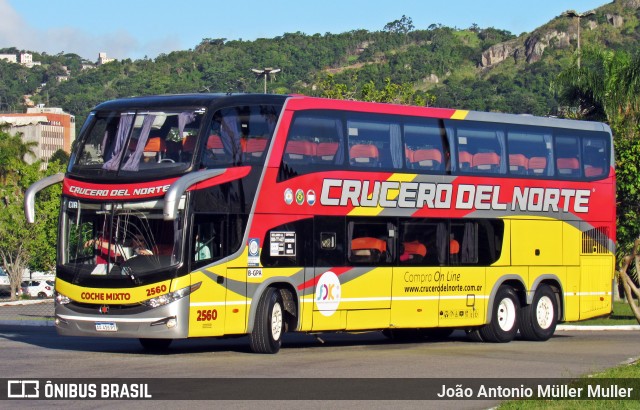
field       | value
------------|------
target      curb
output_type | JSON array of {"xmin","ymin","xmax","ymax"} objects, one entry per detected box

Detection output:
[{"xmin": 557, "ymin": 324, "xmax": 640, "ymax": 331}]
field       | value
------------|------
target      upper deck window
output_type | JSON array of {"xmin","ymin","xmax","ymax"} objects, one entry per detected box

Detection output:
[{"xmin": 70, "ymin": 108, "xmax": 205, "ymax": 177}]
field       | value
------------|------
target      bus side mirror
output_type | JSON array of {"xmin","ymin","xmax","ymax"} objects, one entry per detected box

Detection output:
[{"xmin": 24, "ymin": 173, "xmax": 64, "ymax": 224}]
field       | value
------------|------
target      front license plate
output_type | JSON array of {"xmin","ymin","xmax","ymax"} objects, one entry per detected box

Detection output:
[{"xmin": 95, "ymin": 322, "xmax": 117, "ymax": 332}]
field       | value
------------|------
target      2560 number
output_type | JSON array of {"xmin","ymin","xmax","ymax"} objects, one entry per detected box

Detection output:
[
  {"xmin": 146, "ymin": 284, "xmax": 167, "ymax": 297},
  {"xmin": 197, "ymin": 309, "xmax": 218, "ymax": 321}
]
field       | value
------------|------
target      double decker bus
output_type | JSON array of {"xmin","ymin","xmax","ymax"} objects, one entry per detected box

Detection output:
[{"xmin": 25, "ymin": 94, "xmax": 615, "ymax": 353}]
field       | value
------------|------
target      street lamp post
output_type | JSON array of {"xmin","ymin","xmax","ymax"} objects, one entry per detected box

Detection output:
[
  {"xmin": 251, "ymin": 67, "xmax": 281, "ymax": 93},
  {"xmin": 562, "ymin": 9, "xmax": 595, "ymax": 68}
]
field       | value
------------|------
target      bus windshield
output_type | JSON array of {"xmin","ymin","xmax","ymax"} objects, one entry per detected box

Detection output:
[
  {"xmin": 62, "ymin": 200, "xmax": 183, "ymax": 279},
  {"xmin": 70, "ymin": 103, "xmax": 282, "ymax": 178}
]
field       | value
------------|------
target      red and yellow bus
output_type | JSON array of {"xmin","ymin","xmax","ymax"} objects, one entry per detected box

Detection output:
[{"xmin": 25, "ymin": 94, "xmax": 615, "ymax": 353}]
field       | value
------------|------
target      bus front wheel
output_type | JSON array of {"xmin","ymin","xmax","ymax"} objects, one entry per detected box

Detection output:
[
  {"xmin": 249, "ymin": 287, "xmax": 284, "ymax": 354},
  {"xmin": 479, "ymin": 286, "xmax": 520, "ymax": 343},
  {"xmin": 519, "ymin": 284, "xmax": 557, "ymax": 341}
]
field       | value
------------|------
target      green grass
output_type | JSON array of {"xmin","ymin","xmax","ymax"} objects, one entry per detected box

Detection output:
[
  {"xmin": 498, "ymin": 362, "xmax": 640, "ymax": 409},
  {"xmin": 567, "ymin": 301, "xmax": 639, "ymax": 326}
]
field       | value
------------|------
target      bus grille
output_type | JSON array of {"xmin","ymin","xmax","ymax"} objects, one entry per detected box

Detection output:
[{"xmin": 582, "ymin": 227, "xmax": 610, "ymax": 254}]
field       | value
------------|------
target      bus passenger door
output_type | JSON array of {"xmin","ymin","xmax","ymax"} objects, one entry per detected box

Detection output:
[
  {"xmin": 437, "ymin": 221, "xmax": 486, "ymax": 328},
  {"xmin": 187, "ymin": 214, "xmax": 234, "ymax": 337},
  {"xmin": 438, "ymin": 267, "xmax": 486, "ymax": 328},
  {"xmin": 311, "ymin": 218, "xmax": 393, "ymax": 331}
]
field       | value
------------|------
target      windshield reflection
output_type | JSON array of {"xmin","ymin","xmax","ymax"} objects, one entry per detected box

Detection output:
[{"xmin": 64, "ymin": 200, "xmax": 182, "ymax": 278}]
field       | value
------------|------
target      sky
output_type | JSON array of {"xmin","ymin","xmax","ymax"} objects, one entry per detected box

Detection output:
[{"xmin": 1, "ymin": 0, "xmax": 608, "ymax": 61}]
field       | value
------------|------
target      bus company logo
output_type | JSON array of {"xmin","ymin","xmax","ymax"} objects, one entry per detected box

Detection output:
[
  {"xmin": 315, "ymin": 271, "xmax": 341, "ymax": 316},
  {"xmin": 248, "ymin": 238, "xmax": 260, "ymax": 257},
  {"xmin": 284, "ymin": 188, "xmax": 293, "ymax": 205},
  {"xmin": 295, "ymin": 189, "xmax": 305, "ymax": 205},
  {"xmin": 307, "ymin": 190, "xmax": 316, "ymax": 206}
]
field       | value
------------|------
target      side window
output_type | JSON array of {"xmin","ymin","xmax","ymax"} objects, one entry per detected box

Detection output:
[
  {"xmin": 347, "ymin": 119, "xmax": 402, "ymax": 170},
  {"xmin": 347, "ymin": 219, "xmax": 395, "ymax": 265},
  {"xmin": 452, "ymin": 123, "xmax": 506, "ymax": 174},
  {"xmin": 261, "ymin": 219, "xmax": 312, "ymax": 267},
  {"xmin": 582, "ymin": 135, "xmax": 609, "ymax": 178},
  {"xmin": 279, "ymin": 113, "xmax": 344, "ymax": 181},
  {"xmin": 555, "ymin": 135, "xmax": 581, "ymax": 178},
  {"xmin": 507, "ymin": 129, "xmax": 553, "ymax": 176},
  {"xmin": 404, "ymin": 121, "xmax": 447, "ymax": 173},
  {"xmin": 399, "ymin": 220, "xmax": 445, "ymax": 266},
  {"xmin": 203, "ymin": 105, "xmax": 280, "ymax": 168}
]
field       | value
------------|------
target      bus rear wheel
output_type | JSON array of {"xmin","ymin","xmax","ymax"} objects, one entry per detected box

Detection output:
[
  {"xmin": 479, "ymin": 286, "xmax": 520, "ymax": 343},
  {"xmin": 519, "ymin": 284, "xmax": 557, "ymax": 341},
  {"xmin": 249, "ymin": 287, "xmax": 284, "ymax": 354}
]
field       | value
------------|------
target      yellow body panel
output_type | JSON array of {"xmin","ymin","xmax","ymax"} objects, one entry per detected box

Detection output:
[{"xmin": 511, "ymin": 219, "xmax": 563, "ymax": 265}]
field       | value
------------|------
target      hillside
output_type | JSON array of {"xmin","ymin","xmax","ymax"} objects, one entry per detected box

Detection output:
[{"xmin": 0, "ymin": 0, "xmax": 639, "ymax": 126}]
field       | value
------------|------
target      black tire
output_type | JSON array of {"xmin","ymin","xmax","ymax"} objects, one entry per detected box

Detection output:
[
  {"xmin": 466, "ymin": 328, "xmax": 484, "ymax": 342},
  {"xmin": 139, "ymin": 338, "xmax": 172, "ymax": 352},
  {"xmin": 249, "ymin": 288, "xmax": 284, "ymax": 354},
  {"xmin": 37, "ymin": 292, "xmax": 46, "ymax": 299},
  {"xmin": 479, "ymin": 286, "xmax": 520, "ymax": 343},
  {"xmin": 519, "ymin": 284, "xmax": 558, "ymax": 341}
]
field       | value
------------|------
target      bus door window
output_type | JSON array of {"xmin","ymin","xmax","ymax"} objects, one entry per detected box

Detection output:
[
  {"xmin": 347, "ymin": 220, "xmax": 395, "ymax": 265},
  {"xmin": 191, "ymin": 215, "xmax": 225, "ymax": 268},
  {"xmin": 450, "ymin": 221, "xmax": 478, "ymax": 265},
  {"xmin": 347, "ymin": 118, "xmax": 402, "ymax": 170},
  {"xmin": 314, "ymin": 217, "xmax": 345, "ymax": 267}
]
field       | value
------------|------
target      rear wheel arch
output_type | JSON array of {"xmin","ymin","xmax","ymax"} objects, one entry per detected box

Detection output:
[{"xmin": 485, "ymin": 276, "xmax": 527, "ymax": 323}]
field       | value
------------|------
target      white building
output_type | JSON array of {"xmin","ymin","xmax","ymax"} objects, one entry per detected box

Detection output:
[
  {"xmin": 0, "ymin": 54, "xmax": 17, "ymax": 63},
  {"xmin": 98, "ymin": 52, "xmax": 115, "ymax": 65}
]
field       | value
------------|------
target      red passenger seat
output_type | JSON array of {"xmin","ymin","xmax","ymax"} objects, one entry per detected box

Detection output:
[
  {"xmin": 350, "ymin": 144, "xmax": 379, "ymax": 167},
  {"xmin": 411, "ymin": 149, "xmax": 443, "ymax": 170},
  {"xmin": 508, "ymin": 154, "xmax": 528, "ymax": 174},
  {"xmin": 472, "ymin": 152, "xmax": 500, "ymax": 172},
  {"xmin": 351, "ymin": 237, "xmax": 387, "ymax": 263},
  {"xmin": 316, "ymin": 142, "xmax": 339, "ymax": 163}
]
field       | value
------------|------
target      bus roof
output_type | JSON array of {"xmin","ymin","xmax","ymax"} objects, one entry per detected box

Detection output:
[
  {"xmin": 92, "ymin": 93, "xmax": 610, "ymax": 134},
  {"xmin": 92, "ymin": 93, "xmax": 288, "ymax": 111}
]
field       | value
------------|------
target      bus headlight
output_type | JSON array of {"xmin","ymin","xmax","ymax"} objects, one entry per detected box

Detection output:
[
  {"xmin": 55, "ymin": 292, "xmax": 71, "ymax": 305},
  {"xmin": 141, "ymin": 282, "xmax": 201, "ymax": 308}
]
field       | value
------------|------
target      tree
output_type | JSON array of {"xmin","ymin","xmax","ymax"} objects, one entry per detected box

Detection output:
[
  {"xmin": 0, "ymin": 127, "xmax": 45, "ymax": 300},
  {"xmin": 383, "ymin": 15, "xmax": 415, "ymax": 35},
  {"xmin": 618, "ymin": 239, "xmax": 640, "ymax": 324},
  {"xmin": 554, "ymin": 47, "xmax": 640, "ymax": 307},
  {"xmin": 553, "ymin": 47, "xmax": 640, "ymax": 133},
  {"xmin": 49, "ymin": 148, "xmax": 70, "ymax": 165}
]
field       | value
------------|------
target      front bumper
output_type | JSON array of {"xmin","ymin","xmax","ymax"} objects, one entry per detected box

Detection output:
[{"xmin": 55, "ymin": 295, "xmax": 190, "ymax": 339}]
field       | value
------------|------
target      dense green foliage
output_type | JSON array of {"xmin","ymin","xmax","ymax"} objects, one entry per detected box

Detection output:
[{"xmin": 0, "ymin": 126, "xmax": 62, "ymax": 298}]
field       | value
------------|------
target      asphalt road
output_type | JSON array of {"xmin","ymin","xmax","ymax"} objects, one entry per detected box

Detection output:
[{"xmin": 0, "ymin": 323, "xmax": 639, "ymax": 409}]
